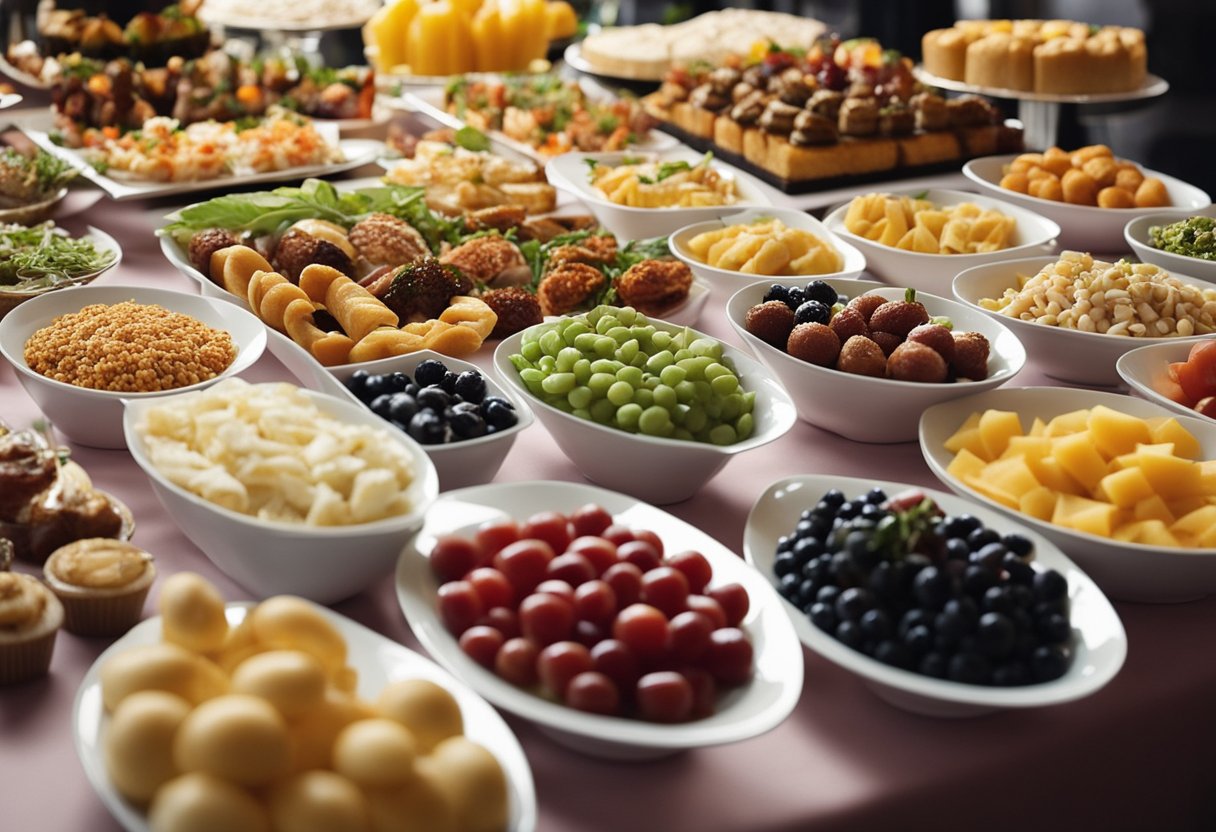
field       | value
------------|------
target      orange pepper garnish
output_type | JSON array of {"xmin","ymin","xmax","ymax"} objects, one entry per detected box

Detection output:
[
  {"xmin": 236, "ymin": 85, "xmax": 262, "ymax": 107},
  {"xmin": 87, "ymin": 74, "xmax": 112, "ymax": 95}
]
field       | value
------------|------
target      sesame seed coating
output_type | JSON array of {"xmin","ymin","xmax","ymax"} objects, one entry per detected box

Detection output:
[{"xmin": 23, "ymin": 301, "xmax": 237, "ymax": 392}]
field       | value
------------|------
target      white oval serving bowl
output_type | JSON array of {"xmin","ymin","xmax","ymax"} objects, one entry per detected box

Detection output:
[
  {"xmin": 0, "ymin": 284, "xmax": 266, "ymax": 449},
  {"xmin": 964, "ymin": 154, "xmax": 1212, "ymax": 251},
  {"xmin": 492, "ymin": 318, "xmax": 797, "ymax": 504},
  {"xmin": 396, "ymin": 480, "xmax": 804, "ymax": 760},
  {"xmin": 74, "ymin": 602, "xmax": 539, "ymax": 832},
  {"xmin": 323, "ymin": 349, "xmax": 535, "ymax": 491},
  {"xmin": 669, "ymin": 206, "xmax": 867, "ymax": 295},
  {"xmin": 724, "ymin": 279, "xmax": 1026, "ymax": 443},
  {"xmin": 1124, "ymin": 211, "xmax": 1216, "ymax": 284},
  {"xmin": 1116, "ymin": 340, "xmax": 1215, "ymax": 424},
  {"xmin": 920, "ymin": 386, "xmax": 1216, "ymax": 603},
  {"xmin": 952, "ymin": 255, "xmax": 1216, "ymax": 387},
  {"xmin": 821, "ymin": 187, "xmax": 1060, "ymax": 294},
  {"xmin": 544, "ymin": 148, "xmax": 773, "ymax": 241},
  {"xmin": 744, "ymin": 473, "xmax": 1126, "ymax": 717},
  {"xmin": 123, "ymin": 385, "xmax": 440, "ymax": 604}
]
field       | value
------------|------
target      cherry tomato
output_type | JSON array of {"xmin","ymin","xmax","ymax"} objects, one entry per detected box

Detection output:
[
  {"xmin": 570, "ymin": 504, "xmax": 614, "ymax": 538},
  {"xmin": 632, "ymin": 528, "xmax": 664, "ymax": 557},
  {"xmin": 667, "ymin": 550, "xmax": 713, "ymax": 594},
  {"xmin": 476, "ymin": 606, "xmax": 520, "ymax": 639},
  {"xmin": 1175, "ymin": 341, "xmax": 1216, "ymax": 403},
  {"xmin": 573, "ymin": 580, "xmax": 617, "ymax": 624},
  {"xmin": 534, "ymin": 579, "xmax": 575, "ymax": 604},
  {"xmin": 466, "ymin": 567, "xmax": 513, "ymax": 609},
  {"xmin": 567, "ymin": 536, "xmax": 618, "ymax": 575},
  {"xmin": 618, "ymin": 540, "xmax": 661, "ymax": 573},
  {"xmin": 437, "ymin": 580, "xmax": 482, "ymax": 635},
  {"xmin": 668, "ymin": 611, "xmax": 713, "ymax": 663},
  {"xmin": 602, "ymin": 562, "xmax": 644, "ymax": 609},
  {"xmin": 521, "ymin": 511, "xmax": 573, "ymax": 554},
  {"xmin": 546, "ymin": 553, "xmax": 596, "ymax": 587},
  {"xmin": 430, "ymin": 535, "xmax": 483, "ymax": 583},
  {"xmin": 459, "ymin": 625, "xmax": 504, "ymax": 668},
  {"xmin": 565, "ymin": 671, "xmax": 620, "ymax": 715},
  {"xmin": 538, "ymin": 641, "xmax": 594, "ymax": 699},
  {"xmin": 495, "ymin": 637, "xmax": 539, "ymax": 686},
  {"xmin": 590, "ymin": 639, "xmax": 640, "ymax": 692},
  {"xmin": 1197, "ymin": 396, "xmax": 1216, "ymax": 418},
  {"xmin": 636, "ymin": 671, "xmax": 693, "ymax": 723},
  {"xmin": 494, "ymin": 539, "xmax": 555, "ymax": 595},
  {"xmin": 574, "ymin": 619, "xmax": 605, "ymax": 647},
  {"xmin": 640, "ymin": 566, "xmax": 690, "ymax": 617},
  {"xmin": 685, "ymin": 594, "xmax": 727, "ymax": 629},
  {"xmin": 702, "ymin": 627, "xmax": 753, "ymax": 686},
  {"xmin": 475, "ymin": 519, "xmax": 521, "ymax": 557},
  {"xmin": 612, "ymin": 603, "xmax": 669, "ymax": 660},
  {"xmin": 679, "ymin": 667, "xmax": 717, "ymax": 717},
  {"xmin": 519, "ymin": 592, "xmax": 574, "ymax": 645},
  {"xmin": 602, "ymin": 524, "xmax": 636, "ymax": 547},
  {"xmin": 708, "ymin": 583, "xmax": 750, "ymax": 627}
]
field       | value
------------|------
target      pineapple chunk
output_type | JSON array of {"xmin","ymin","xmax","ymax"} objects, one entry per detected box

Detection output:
[
  {"xmin": 1172, "ymin": 506, "xmax": 1216, "ymax": 537},
  {"xmin": 947, "ymin": 448, "xmax": 988, "ymax": 481},
  {"xmin": 1097, "ymin": 467, "xmax": 1155, "ymax": 508},
  {"xmin": 1052, "ymin": 493, "xmax": 1118, "ymax": 537},
  {"xmin": 1000, "ymin": 435, "xmax": 1053, "ymax": 462},
  {"xmin": 981, "ymin": 456, "xmax": 1042, "ymax": 500},
  {"xmin": 1167, "ymin": 496, "xmax": 1208, "ymax": 518},
  {"xmin": 1087, "ymin": 405, "xmax": 1152, "ymax": 459},
  {"xmin": 1052, "ymin": 432, "xmax": 1108, "ymax": 493},
  {"xmin": 1135, "ymin": 453, "xmax": 1202, "ymax": 500},
  {"xmin": 978, "ymin": 410, "xmax": 1023, "ymax": 461},
  {"xmin": 944, "ymin": 413, "xmax": 987, "ymax": 458},
  {"xmin": 1133, "ymin": 495, "xmax": 1175, "ymax": 525},
  {"xmin": 1148, "ymin": 418, "xmax": 1202, "ymax": 460},
  {"xmin": 1045, "ymin": 409, "xmax": 1090, "ymax": 437},
  {"xmin": 1028, "ymin": 417, "xmax": 1048, "ymax": 437},
  {"xmin": 963, "ymin": 472, "xmax": 1019, "ymax": 509},
  {"xmin": 1028, "ymin": 456, "xmax": 1085, "ymax": 496},
  {"xmin": 1134, "ymin": 520, "xmax": 1181, "ymax": 548},
  {"xmin": 1019, "ymin": 486, "xmax": 1058, "ymax": 521}
]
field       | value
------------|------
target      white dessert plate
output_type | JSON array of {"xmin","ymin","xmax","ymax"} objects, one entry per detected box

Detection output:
[
  {"xmin": 396, "ymin": 480, "xmax": 804, "ymax": 760},
  {"xmin": 72, "ymin": 602, "xmax": 538, "ymax": 832},
  {"xmin": 913, "ymin": 66, "xmax": 1169, "ymax": 104}
]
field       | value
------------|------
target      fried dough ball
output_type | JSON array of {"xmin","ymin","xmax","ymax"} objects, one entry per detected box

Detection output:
[
  {"xmin": 744, "ymin": 301, "xmax": 796, "ymax": 347},
  {"xmin": 869, "ymin": 298, "xmax": 929, "ymax": 337},
  {"xmin": 1134, "ymin": 177, "xmax": 1170, "ymax": 208},
  {"xmin": 1082, "ymin": 156, "xmax": 1118, "ymax": 188},
  {"xmin": 348, "ymin": 213, "xmax": 430, "ymax": 270},
  {"xmin": 846, "ymin": 294, "xmax": 887, "ymax": 323},
  {"xmin": 1114, "ymin": 166, "xmax": 1145, "ymax": 192},
  {"xmin": 786, "ymin": 322, "xmax": 840, "ymax": 366},
  {"xmin": 952, "ymin": 331, "xmax": 991, "ymax": 380},
  {"xmin": 536, "ymin": 262, "xmax": 605, "ymax": 316},
  {"xmin": 837, "ymin": 335, "xmax": 887, "ymax": 377},
  {"xmin": 1098, "ymin": 186, "xmax": 1135, "ymax": 209},
  {"xmin": 1039, "ymin": 147, "xmax": 1073, "ymax": 177},
  {"xmin": 189, "ymin": 229, "xmax": 240, "ymax": 278},
  {"xmin": 999, "ymin": 172, "xmax": 1029, "ymax": 194},
  {"xmin": 1061, "ymin": 169, "xmax": 1098, "ymax": 206},
  {"xmin": 869, "ymin": 330, "xmax": 903, "ymax": 357},
  {"xmin": 482, "ymin": 287, "xmax": 543, "ymax": 338},
  {"xmin": 1029, "ymin": 176, "xmax": 1064, "ymax": 201},
  {"xmin": 615, "ymin": 259, "xmax": 693, "ymax": 315},
  {"xmin": 439, "ymin": 235, "xmax": 529, "ymax": 286},
  {"xmin": 829, "ymin": 306, "xmax": 869, "ymax": 342},
  {"xmin": 887, "ymin": 341, "xmax": 948, "ymax": 383},
  {"xmin": 906, "ymin": 323, "xmax": 955, "ymax": 363},
  {"xmin": 1069, "ymin": 144, "xmax": 1112, "ymax": 168}
]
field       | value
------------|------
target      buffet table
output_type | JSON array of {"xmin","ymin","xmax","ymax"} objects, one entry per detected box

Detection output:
[{"xmin": 3, "ymin": 174, "xmax": 1216, "ymax": 832}]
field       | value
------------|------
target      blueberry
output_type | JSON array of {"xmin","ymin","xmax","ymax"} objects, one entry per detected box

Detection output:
[
  {"xmin": 809, "ymin": 602, "xmax": 836, "ymax": 632},
  {"xmin": 794, "ymin": 300, "xmax": 831, "ymax": 326},
  {"xmin": 977, "ymin": 612, "xmax": 1016, "ymax": 659},
  {"xmin": 834, "ymin": 620, "xmax": 864, "ymax": 650},
  {"xmin": 904, "ymin": 624, "xmax": 933, "ymax": 655},
  {"xmin": 404, "ymin": 383, "xmax": 420, "ymax": 397},
  {"xmin": 449, "ymin": 409, "xmax": 486, "ymax": 439},
  {"xmin": 963, "ymin": 564, "xmax": 999, "ymax": 597},
  {"xmin": 913, "ymin": 566, "xmax": 951, "ymax": 610},
  {"xmin": 1001, "ymin": 533, "xmax": 1034, "ymax": 558},
  {"xmin": 439, "ymin": 371, "xmax": 459, "ymax": 394},
  {"xmin": 803, "ymin": 279, "xmax": 838, "ymax": 307},
  {"xmin": 792, "ymin": 536, "xmax": 824, "ymax": 564},
  {"xmin": 388, "ymin": 393, "xmax": 418, "ymax": 424},
  {"xmin": 1030, "ymin": 645, "xmax": 1069, "ymax": 682},
  {"xmin": 776, "ymin": 535, "xmax": 793, "ymax": 554},
  {"xmin": 966, "ymin": 527, "xmax": 1001, "ymax": 551},
  {"xmin": 483, "ymin": 398, "xmax": 518, "ymax": 430},
  {"xmin": 783, "ymin": 286, "xmax": 807, "ymax": 310},
  {"xmin": 414, "ymin": 359, "xmax": 448, "ymax": 388},
  {"xmin": 1002, "ymin": 553, "xmax": 1035, "ymax": 585},
  {"xmin": 875, "ymin": 640, "xmax": 913, "ymax": 669},
  {"xmin": 1033, "ymin": 570, "xmax": 1068, "ymax": 603},
  {"xmin": 844, "ymin": 530, "xmax": 878, "ymax": 571},
  {"xmin": 864, "ymin": 487, "xmax": 887, "ymax": 505},
  {"xmin": 898, "ymin": 608, "xmax": 933, "ymax": 638},
  {"xmin": 388, "ymin": 372, "xmax": 412, "ymax": 392},
  {"xmin": 453, "ymin": 371, "xmax": 487, "ymax": 403},
  {"xmin": 407, "ymin": 410, "xmax": 447, "ymax": 444},
  {"xmin": 944, "ymin": 597, "xmax": 978, "ymax": 629},
  {"xmin": 798, "ymin": 579, "xmax": 819, "ymax": 605},
  {"xmin": 859, "ymin": 608, "xmax": 893, "ymax": 640},
  {"xmin": 830, "ymin": 550, "xmax": 861, "ymax": 586},
  {"xmin": 369, "ymin": 393, "xmax": 395, "ymax": 419},
  {"xmin": 836, "ymin": 501, "xmax": 860, "ymax": 520},
  {"xmin": 794, "ymin": 519, "xmax": 816, "ymax": 538},
  {"xmin": 365, "ymin": 373, "xmax": 395, "ymax": 398},
  {"xmin": 820, "ymin": 489, "xmax": 846, "ymax": 508},
  {"xmin": 945, "ymin": 538, "xmax": 970, "ymax": 561},
  {"xmin": 762, "ymin": 283, "xmax": 791, "ymax": 306},
  {"xmin": 948, "ymin": 652, "xmax": 992, "ymax": 685},
  {"xmin": 816, "ymin": 584, "xmax": 842, "ymax": 606},
  {"xmin": 941, "ymin": 514, "xmax": 981, "ymax": 539},
  {"xmin": 992, "ymin": 661, "xmax": 1030, "ymax": 686},
  {"xmin": 1036, "ymin": 613, "xmax": 1071, "ymax": 645},
  {"xmin": 778, "ymin": 573, "xmax": 800, "ymax": 600},
  {"xmin": 774, "ymin": 551, "xmax": 799, "ymax": 577},
  {"xmin": 919, "ymin": 652, "xmax": 949, "ymax": 679},
  {"xmin": 346, "ymin": 369, "xmax": 370, "ymax": 398},
  {"xmin": 971, "ymin": 542, "xmax": 1008, "ymax": 571},
  {"xmin": 981, "ymin": 585, "xmax": 1016, "ymax": 616},
  {"xmin": 416, "ymin": 387, "xmax": 452, "ymax": 411},
  {"xmin": 835, "ymin": 587, "xmax": 874, "ymax": 622}
]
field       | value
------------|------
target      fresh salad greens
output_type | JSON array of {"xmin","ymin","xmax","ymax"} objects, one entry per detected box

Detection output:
[
  {"xmin": 0, "ymin": 222, "xmax": 116, "ymax": 291},
  {"xmin": 0, "ymin": 148, "xmax": 77, "ymax": 204}
]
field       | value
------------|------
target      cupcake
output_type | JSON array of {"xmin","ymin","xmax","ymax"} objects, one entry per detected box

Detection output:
[
  {"xmin": 0, "ymin": 572, "xmax": 64, "ymax": 685},
  {"xmin": 1, "ymin": 539, "xmax": 12, "ymax": 571},
  {"xmin": 43, "ymin": 539, "xmax": 155, "ymax": 637}
]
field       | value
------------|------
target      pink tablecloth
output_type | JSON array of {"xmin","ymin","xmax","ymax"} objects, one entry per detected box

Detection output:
[{"xmin": 3, "ymin": 190, "xmax": 1215, "ymax": 832}]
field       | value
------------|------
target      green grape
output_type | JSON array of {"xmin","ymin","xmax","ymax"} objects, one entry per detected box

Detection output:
[
  {"xmin": 539, "ymin": 329, "xmax": 563, "ymax": 356},
  {"xmin": 684, "ymin": 405, "xmax": 707, "ymax": 433},
  {"xmin": 675, "ymin": 380, "xmax": 696, "ymax": 403},
  {"xmin": 643, "ymin": 376, "xmax": 660, "ymax": 391},
  {"xmin": 590, "ymin": 398, "xmax": 616, "ymax": 424},
  {"xmin": 573, "ymin": 332, "xmax": 599, "ymax": 352},
  {"xmin": 595, "ymin": 315, "xmax": 620, "ymax": 334},
  {"xmin": 638, "ymin": 406, "xmax": 673, "ymax": 436},
  {"xmin": 541, "ymin": 373, "xmax": 576, "ymax": 395},
  {"xmin": 538, "ymin": 355, "xmax": 557, "ymax": 373},
  {"xmin": 509, "ymin": 354, "xmax": 533, "ymax": 372},
  {"xmin": 556, "ymin": 347, "xmax": 581, "ymax": 373},
  {"xmin": 521, "ymin": 340, "xmax": 543, "ymax": 362},
  {"xmin": 673, "ymin": 348, "xmax": 693, "ymax": 362},
  {"xmin": 594, "ymin": 336, "xmax": 616, "ymax": 357},
  {"xmin": 573, "ymin": 359, "xmax": 592, "ymax": 385},
  {"xmin": 572, "ymin": 407, "xmax": 592, "ymax": 420},
  {"xmin": 618, "ymin": 339, "xmax": 639, "ymax": 363},
  {"xmin": 653, "ymin": 384, "xmax": 677, "ymax": 410},
  {"xmin": 632, "ymin": 388, "xmax": 655, "ymax": 408},
  {"xmin": 741, "ymin": 391, "xmax": 756, "ymax": 414},
  {"xmin": 588, "ymin": 372, "xmax": 616, "ymax": 396},
  {"xmin": 651, "ymin": 330, "xmax": 672, "ymax": 350},
  {"xmin": 691, "ymin": 338, "xmax": 720, "ymax": 358},
  {"xmin": 616, "ymin": 403, "xmax": 642, "ymax": 431},
  {"xmin": 607, "ymin": 380, "xmax": 634, "ymax": 406},
  {"xmin": 720, "ymin": 394, "xmax": 741, "ymax": 422},
  {"xmin": 711, "ymin": 374, "xmax": 739, "ymax": 396},
  {"xmin": 615, "ymin": 307, "xmax": 637, "ymax": 326},
  {"xmin": 672, "ymin": 403, "xmax": 689, "ymax": 425},
  {"xmin": 645, "ymin": 350, "xmax": 674, "ymax": 373},
  {"xmin": 607, "ymin": 326, "xmax": 632, "ymax": 344},
  {"xmin": 568, "ymin": 387, "xmax": 593, "ymax": 410},
  {"xmin": 617, "ymin": 366, "xmax": 644, "ymax": 387},
  {"xmin": 563, "ymin": 321, "xmax": 591, "ymax": 344},
  {"xmin": 735, "ymin": 412, "xmax": 754, "ymax": 440},
  {"xmin": 659, "ymin": 364, "xmax": 686, "ymax": 387},
  {"xmin": 709, "ymin": 424, "xmax": 737, "ymax": 446},
  {"xmin": 693, "ymin": 380, "xmax": 712, "ymax": 402},
  {"xmin": 673, "ymin": 428, "xmax": 693, "ymax": 441},
  {"xmin": 704, "ymin": 362, "xmax": 730, "ymax": 381}
]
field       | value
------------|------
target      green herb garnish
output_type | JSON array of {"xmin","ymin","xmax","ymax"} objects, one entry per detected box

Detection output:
[
  {"xmin": 454, "ymin": 126, "xmax": 491, "ymax": 152},
  {"xmin": 0, "ymin": 222, "xmax": 116, "ymax": 291}
]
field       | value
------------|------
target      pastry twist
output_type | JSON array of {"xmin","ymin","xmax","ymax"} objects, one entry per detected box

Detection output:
[
  {"xmin": 210, "ymin": 245, "xmax": 274, "ymax": 299},
  {"xmin": 348, "ymin": 296, "xmax": 497, "ymax": 362},
  {"xmin": 298, "ymin": 263, "xmax": 398, "ymax": 342},
  {"xmin": 245, "ymin": 270, "xmax": 354, "ymax": 366}
]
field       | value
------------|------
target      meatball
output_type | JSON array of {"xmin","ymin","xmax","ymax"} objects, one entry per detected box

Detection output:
[
  {"xmin": 887, "ymin": 341, "xmax": 948, "ymax": 383},
  {"xmin": 846, "ymin": 294, "xmax": 887, "ymax": 323},
  {"xmin": 615, "ymin": 259, "xmax": 693, "ymax": 315},
  {"xmin": 348, "ymin": 212, "xmax": 430, "ymax": 269},
  {"xmin": 439, "ymin": 235, "xmax": 530, "ymax": 286},
  {"xmin": 869, "ymin": 298, "xmax": 929, "ymax": 337},
  {"xmin": 482, "ymin": 287, "xmax": 543, "ymax": 339},
  {"xmin": 745, "ymin": 301, "xmax": 796, "ymax": 347},
  {"xmin": 536, "ymin": 263, "xmax": 605, "ymax": 317},
  {"xmin": 188, "ymin": 228, "xmax": 239, "ymax": 279},
  {"xmin": 786, "ymin": 323, "xmax": 840, "ymax": 367},
  {"xmin": 869, "ymin": 330, "xmax": 903, "ymax": 357},
  {"xmin": 829, "ymin": 306, "xmax": 869, "ymax": 342},
  {"xmin": 837, "ymin": 336, "xmax": 887, "ymax": 377},
  {"xmin": 952, "ymin": 331, "xmax": 991, "ymax": 380},
  {"xmin": 906, "ymin": 323, "xmax": 955, "ymax": 364},
  {"xmin": 271, "ymin": 230, "xmax": 354, "ymax": 283}
]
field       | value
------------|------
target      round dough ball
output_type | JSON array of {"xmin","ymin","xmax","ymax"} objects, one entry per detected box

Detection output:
[
  {"xmin": 159, "ymin": 573, "xmax": 229, "ymax": 654},
  {"xmin": 364, "ymin": 769, "xmax": 456, "ymax": 832},
  {"xmin": 285, "ymin": 689, "xmax": 376, "ymax": 773},
  {"xmin": 268, "ymin": 771, "xmax": 371, "ymax": 832},
  {"xmin": 214, "ymin": 617, "xmax": 268, "ymax": 675},
  {"xmin": 104, "ymin": 691, "xmax": 192, "ymax": 803},
  {"xmin": 420, "ymin": 737, "xmax": 509, "ymax": 832},
  {"xmin": 173, "ymin": 695, "xmax": 290, "ymax": 786},
  {"xmin": 230, "ymin": 651, "xmax": 326, "ymax": 718},
  {"xmin": 375, "ymin": 680, "xmax": 462, "ymax": 753},
  {"xmin": 148, "ymin": 772, "xmax": 268, "ymax": 832},
  {"xmin": 250, "ymin": 598, "xmax": 347, "ymax": 675},
  {"xmin": 333, "ymin": 719, "xmax": 418, "ymax": 788},
  {"xmin": 101, "ymin": 644, "xmax": 229, "ymax": 713}
]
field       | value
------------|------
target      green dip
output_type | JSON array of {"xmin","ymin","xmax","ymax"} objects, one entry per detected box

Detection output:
[{"xmin": 1148, "ymin": 216, "xmax": 1216, "ymax": 261}]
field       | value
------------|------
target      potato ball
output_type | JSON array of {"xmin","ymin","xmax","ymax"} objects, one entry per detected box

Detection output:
[
  {"xmin": 250, "ymin": 597, "xmax": 347, "ymax": 675},
  {"xmin": 1114, "ymin": 166, "xmax": 1145, "ymax": 192},
  {"xmin": 744, "ymin": 301, "xmax": 796, "ymax": 347},
  {"xmin": 215, "ymin": 617, "xmax": 267, "ymax": 675},
  {"xmin": 375, "ymin": 679, "xmax": 463, "ymax": 754},
  {"xmin": 420, "ymin": 737, "xmax": 509, "ymax": 832},
  {"xmin": 101, "ymin": 643, "xmax": 228, "ymax": 712},
  {"xmin": 287, "ymin": 689, "xmax": 376, "ymax": 773},
  {"xmin": 230, "ymin": 651, "xmax": 327, "ymax": 718},
  {"xmin": 786, "ymin": 322, "xmax": 840, "ymax": 366},
  {"xmin": 148, "ymin": 772, "xmax": 269, "ymax": 832},
  {"xmin": 268, "ymin": 771, "xmax": 371, "ymax": 832},
  {"xmin": 837, "ymin": 336, "xmax": 887, "ymax": 377},
  {"xmin": 104, "ymin": 691, "xmax": 192, "ymax": 803},
  {"xmin": 332, "ymin": 719, "xmax": 419, "ymax": 788},
  {"xmin": 1134, "ymin": 177, "xmax": 1170, "ymax": 208},
  {"xmin": 887, "ymin": 341, "xmax": 948, "ymax": 383},
  {"xmin": 1097, "ymin": 186, "xmax": 1135, "ymax": 209},
  {"xmin": 1082, "ymin": 156, "xmax": 1118, "ymax": 188},
  {"xmin": 1028, "ymin": 176, "xmax": 1063, "ymax": 202},
  {"xmin": 1061, "ymin": 169, "xmax": 1098, "ymax": 206},
  {"xmin": 173, "ymin": 694, "xmax": 290, "ymax": 786},
  {"xmin": 159, "ymin": 573, "xmax": 229, "ymax": 654},
  {"xmin": 364, "ymin": 769, "xmax": 456, "ymax": 832}
]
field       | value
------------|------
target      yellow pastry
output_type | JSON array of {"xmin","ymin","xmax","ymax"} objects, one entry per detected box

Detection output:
[
  {"xmin": 0, "ymin": 572, "xmax": 63, "ymax": 685},
  {"xmin": 43, "ymin": 538, "xmax": 155, "ymax": 636}
]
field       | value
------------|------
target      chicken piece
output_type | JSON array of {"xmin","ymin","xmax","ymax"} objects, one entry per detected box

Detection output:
[
  {"xmin": 439, "ymin": 236, "xmax": 531, "ymax": 287},
  {"xmin": 547, "ymin": 237, "xmax": 619, "ymax": 270},
  {"xmin": 536, "ymin": 263, "xmax": 605, "ymax": 317},
  {"xmin": 614, "ymin": 259, "xmax": 693, "ymax": 315},
  {"xmin": 348, "ymin": 213, "xmax": 430, "ymax": 271},
  {"xmin": 464, "ymin": 204, "xmax": 528, "ymax": 234}
]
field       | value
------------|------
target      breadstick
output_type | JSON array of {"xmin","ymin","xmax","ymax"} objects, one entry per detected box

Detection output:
[
  {"xmin": 438, "ymin": 295, "xmax": 498, "ymax": 340},
  {"xmin": 298, "ymin": 263, "xmax": 398, "ymax": 342},
  {"xmin": 211, "ymin": 245, "xmax": 274, "ymax": 299},
  {"xmin": 245, "ymin": 270, "xmax": 354, "ymax": 366}
]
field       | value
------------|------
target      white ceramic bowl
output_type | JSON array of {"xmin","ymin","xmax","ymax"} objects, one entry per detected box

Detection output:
[
  {"xmin": 669, "ymin": 206, "xmax": 867, "ymax": 295},
  {"xmin": 821, "ymin": 188, "xmax": 1060, "ymax": 294},
  {"xmin": 544, "ymin": 148, "xmax": 773, "ymax": 241},
  {"xmin": 964, "ymin": 154, "xmax": 1212, "ymax": 251},
  {"xmin": 724, "ymin": 279, "xmax": 1026, "ymax": 443},
  {"xmin": 323, "ymin": 350, "xmax": 535, "ymax": 491},
  {"xmin": 952, "ymin": 255, "xmax": 1216, "ymax": 387},
  {"xmin": 492, "ymin": 319, "xmax": 797, "ymax": 504},
  {"xmin": 1116, "ymin": 340, "xmax": 1215, "ymax": 423},
  {"xmin": 123, "ymin": 386, "xmax": 440, "ymax": 604},
  {"xmin": 1124, "ymin": 211, "xmax": 1216, "ymax": 283},
  {"xmin": 920, "ymin": 386, "xmax": 1216, "ymax": 603},
  {"xmin": 74, "ymin": 602, "xmax": 538, "ymax": 832},
  {"xmin": 396, "ymin": 480, "xmax": 804, "ymax": 759},
  {"xmin": 744, "ymin": 474, "xmax": 1126, "ymax": 717},
  {"xmin": 0, "ymin": 284, "xmax": 267, "ymax": 449}
]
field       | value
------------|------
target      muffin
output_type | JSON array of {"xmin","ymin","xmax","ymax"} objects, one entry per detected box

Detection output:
[
  {"xmin": 43, "ymin": 539, "xmax": 155, "ymax": 637},
  {"xmin": 0, "ymin": 572, "xmax": 64, "ymax": 685}
]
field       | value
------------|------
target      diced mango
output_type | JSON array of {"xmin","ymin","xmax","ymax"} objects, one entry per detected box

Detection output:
[
  {"xmin": 1199, "ymin": 524, "xmax": 1216, "ymax": 547},
  {"xmin": 1087, "ymin": 405, "xmax": 1152, "ymax": 459},
  {"xmin": 1133, "ymin": 495, "xmax": 1174, "ymax": 525},
  {"xmin": 1028, "ymin": 417, "xmax": 1048, "ymax": 437},
  {"xmin": 1097, "ymin": 467, "xmax": 1155, "ymax": 508},
  {"xmin": 1028, "ymin": 456, "xmax": 1086, "ymax": 496},
  {"xmin": 1136, "ymin": 453, "xmax": 1202, "ymax": 500},
  {"xmin": 1045, "ymin": 409, "xmax": 1090, "ymax": 437},
  {"xmin": 1053, "ymin": 432, "xmax": 1108, "ymax": 493},
  {"xmin": 963, "ymin": 472, "xmax": 1019, "ymax": 509},
  {"xmin": 1167, "ymin": 496, "xmax": 1208, "ymax": 518},
  {"xmin": 1000, "ymin": 435, "xmax": 1053, "ymax": 462},
  {"xmin": 1134, "ymin": 520, "xmax": 1181, "ymax": 548},
  {"xmin": 979, "ymin": 410, "xmax": 1022, "ymax": 461},
  {"xmin": 944, "ymin": 425, "xmax": 988, "ymax": 459},
  {"xmin": 1149, "ymin": 418, "xmax": 1202, "ymax": 460},
  {"xmin": 1052, "ymin": 493, "xmax": 1118, "ymax": 537},
  {"xmin": 1019, "ymin": 486, "xmax": 1058, "ymax": 521},
  {"xmin": 947, "ymin": 447, "xmax": 988, "ymax": 481},
  {"xmin": 984, "ymin": 456, "xmax": 1043, "ymax": 500},
  {"xmin": 1172, "ymin": 506, "xmax": 1216, "ymax": 537}
]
